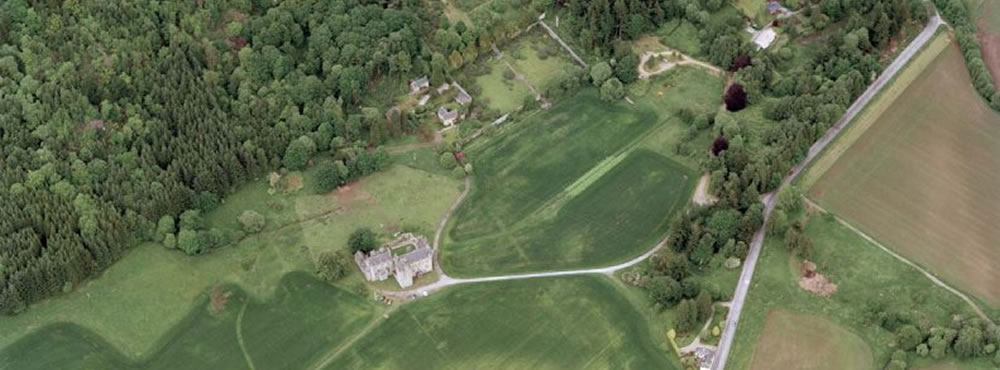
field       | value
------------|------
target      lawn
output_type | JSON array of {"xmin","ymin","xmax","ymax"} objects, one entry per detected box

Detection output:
[
  {"xmin": 0, "ymin": 163, "xmax": 462, "ymax": 357},
  {"xmin": 806, "ymin": 39, "xmax": 1000, "ymax": 306},
  {"xmin": 325, "ymin": 276, "xmax": 678, "ymax": 369},
  {"xmin": 655, "ymin": 19, "xmax": 703, "ymax": 57},
  {"xmin": 475, "ymin": 58, "xmax": 534, "ymax": 112},
  {"xmin": 749, "ymin": 310, "xmax": 873, "ymax": 370},
  {"xmin": 727, "ymin": 214, "xmax": 978, "ymax": 369},
  {"xmin": 0, "ymin": 272, "xmax": 376, "ymax": 370},
  {"xmin": 442, "ymin": 75, "xmax": 724, "ymax": 275}
]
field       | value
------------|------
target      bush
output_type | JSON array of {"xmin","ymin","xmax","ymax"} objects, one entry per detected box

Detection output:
[
  {"xmin": 237, "ymin": 210, "xmax": 266, "ymax": 234},
  {"xmin": 590, "ymin": 62, "xmax": 613, "ymax": 86},
  {"xmin": 314, "ymin": 160, "xmax": 345, "ymax": 193},
  {"xmin": 600, "ymin": 77, "xmax": 625, "ymax": 101},
  {"xmin": 439, "ymin": 152, "xmax": 456, "ymax": 169},
  {"xmin": 348, "ymin": 227, "xmax": 377, "ymax": 253},
  {"xmin": 724, "ymin": 84, "xmax": 748, "ymax": 111},
  {"xmin": 502, "ymin": 68, "xmax": 516, "ymax": 80},
  {"xmin": 316, "ymin": 250, "xmax": 350, "ymax": 282}
]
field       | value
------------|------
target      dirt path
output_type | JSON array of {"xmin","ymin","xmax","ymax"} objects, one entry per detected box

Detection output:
[
  {"xmin": 692, "ymin": 173, "xmax": 718, "ymax": 206},
  {"xmin": 538, "ymin": 20, "xmax": 587, "ymax": 68},
  {"xmin": 308, "ymin": 306, "xmax": 400, "ymax": 370},
  {"xmin": 803, "ymin": 198, "xmax": 994, "ymax": 324},
  {"xmin": 236, "ymin": 300, "xmax": 256, "ymax": 370},
  {"xmin": 638, "ymin": 49, "xmax": 724, "ymax": 79}
]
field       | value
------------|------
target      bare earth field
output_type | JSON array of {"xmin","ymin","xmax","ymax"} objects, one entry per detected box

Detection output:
[
  {"xmin": 809, "ymin": 42, "xmax": 1000, "ymax": 306},
  {"xmin": 977, "ymin": 0, "xmax": 1000, "ymax": 86},
  {"xmin": 749, "ymin": 310, "xmax": 873, "ymax": 370}
]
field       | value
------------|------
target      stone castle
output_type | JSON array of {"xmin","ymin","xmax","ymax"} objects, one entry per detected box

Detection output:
[{"xmin": 354, "ymin": 233, "xmax": 433, "ymax": 288}]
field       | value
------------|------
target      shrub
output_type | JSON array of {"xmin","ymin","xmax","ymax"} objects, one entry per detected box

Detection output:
[
  {"xmin": 237, "ymin": 210, "xmax": 266, "ymax": 234},
  {"xmin": 439, "ymin": 152, "xmax": 456, "ymax": 169},
  {"xmin": 711, "ymin": 136, "xmax": 729, "ymax": 156},
  {"xmin": 348, "ymin": 227, "xmax": 377, "ymax": 253},
  {"xmin": 600, "ymin": 78, "xmax": 625, "ymax": 101},
  {"xmin": 502, "ymin": 68, "xmax": 515, "ymax": 80},
  {"xmin": 724, "ymin": 84, "xmax": 748, "ymax": 111},
  {"xmin": 316, "ymin": 251, "xmax": 350, "ymax": 282}
]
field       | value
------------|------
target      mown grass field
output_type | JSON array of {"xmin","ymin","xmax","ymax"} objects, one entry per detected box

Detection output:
[
  {"xmin": 0, "ymin": 273, "xmax": 375, "ymax": 370},
  {"xmin": 443, "ymin": 69, "xmax": 722, "ymax": 275},
  {"xmin": 326, "ymin": 276, "xmax": 677, "ymax": 369},
  {"xmin": 749, "ymin": 310, "xmax": 873, "ymax": 370},
  {"xmin": 728, "ymin": 214, "xmax": 978, "ymax": 369},
  {"xmin": 806, "ymin": 40, "xmax": 1000, "ymax": 306},
  {"xmin": 0, "ymin": 164, "xmax": 462, "ymax": 357}
]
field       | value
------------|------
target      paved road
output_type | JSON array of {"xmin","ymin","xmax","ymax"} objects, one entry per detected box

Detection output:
[
  {"xmin": 385, "ymin": 235, "xmax": 670, "ymax": 299},
  {"xmin": 711, "ymin": 13, "xmax": 943, "ymax": 370}
]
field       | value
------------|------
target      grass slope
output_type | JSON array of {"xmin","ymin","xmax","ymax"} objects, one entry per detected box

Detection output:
[
  {"xmin": 808, "ymin": 40, "xmax": 1000, "ymax": 306},
  {"xmin": 728, "ymin": 215, "xmax": 977, "ymax": 369},
  {"xmin": 326, "ymin": 276, "xmax": 678, "ymax": 369},
  {"xmin": 0, "ymin": 164, "xmax": 461, "ymax": 357},
  {"xmin": 0, "ymin": 273, "xmax": 375, "ymax": 370}
]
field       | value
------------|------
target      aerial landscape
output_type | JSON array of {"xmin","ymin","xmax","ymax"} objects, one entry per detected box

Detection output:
[{"xmin": 2, "ymin": 0, "xmax": 1000, "ymax": 369}]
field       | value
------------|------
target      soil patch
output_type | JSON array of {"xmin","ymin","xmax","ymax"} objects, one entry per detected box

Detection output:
[
  {"xmin": 692, "ymin": 173, "xmax": 718, "ymax": 206},
  {"xmin": 798, "ymin": 260, "xmax": 837, "ymax": 297},
  {"xmin": 330, "ymin": 179, "xmax": 375, "ymax": 212},
  {"xmin": 979, "ymin": 30, "xmax": 1000, "ymax": 87}
]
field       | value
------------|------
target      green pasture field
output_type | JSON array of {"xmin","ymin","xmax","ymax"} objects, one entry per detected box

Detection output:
[
  {"xmin": 326, "ymin": 276, "xmax": 678, "ymax": 369},
  {"xmin": 806, "ymin": 40, "xmax": 1000, "ymax": 306},
  {"xmin": 443, "ymin": 149, "xmax": 695, "ymax": 275},
  {"xmin": 0, "ymin": 273, "xmax": 375, "ymax": 370},
  {"xmin": 0, "ymin": 164, "xmax": 461, "ymax": 357},
  {"xmin": 442, "ymin": 72, "xmax": 723, "ymax": 275},
  {"xmin": 728, "ymin": 214, "xmax": 978, "ymax": 369}
]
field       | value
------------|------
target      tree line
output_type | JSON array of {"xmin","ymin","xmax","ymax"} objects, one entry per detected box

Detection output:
[{"xmin": 932, "ymin": 0, "xmax": 1000, "ymax": 110}]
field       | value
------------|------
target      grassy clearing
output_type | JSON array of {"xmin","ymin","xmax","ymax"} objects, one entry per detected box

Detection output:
[
  {"xmin": 0, "ymin": 164, "xmax": 461, "ymax": 357},
  {"xmin": 749, "ymin": 310, "xmax": 873, "ymax": 370},
  {"xmin": 475, "ymin": 58, "xmax": 534, "ymax": 112},
  {"xmin": 444, "ymin": 149, "xmax": 695, "ymax": 275},
  {"xmin": 655, "ymin": 19, "xmax": 703, "ymax": 56},
  {"xmin": 807, "ymin": 40, "xmax": 1000, "ymax": 306},
  {"xmin": 728, "ymin": 214, "xmax": 978, "ymax": 369},
  {"xmin": 326, "ymin": 276, "xmax": 678, "ymax": 369},
  {"xmin": 508, "ymin": 35, "xmax": 577, "ymax": 90},
  {"xmin": 0, "ymin": 273, "xmax": 376, "ymax": 370},
  {"xmin": 799, "ymin": 32, "xmax": 951, "ymax": 189}
]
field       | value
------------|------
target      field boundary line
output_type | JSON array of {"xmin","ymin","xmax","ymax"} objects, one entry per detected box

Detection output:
[
  {"xmin": 803, "ymin": 197, "xmax": 994, "ymax": 324},
  {"xmin": 799, "ymin": 32, "xmax": 951, "ymax": 189},
  {"xmin": 235, "ymin": 300, "xmax": 257, "ymax": 370}
]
